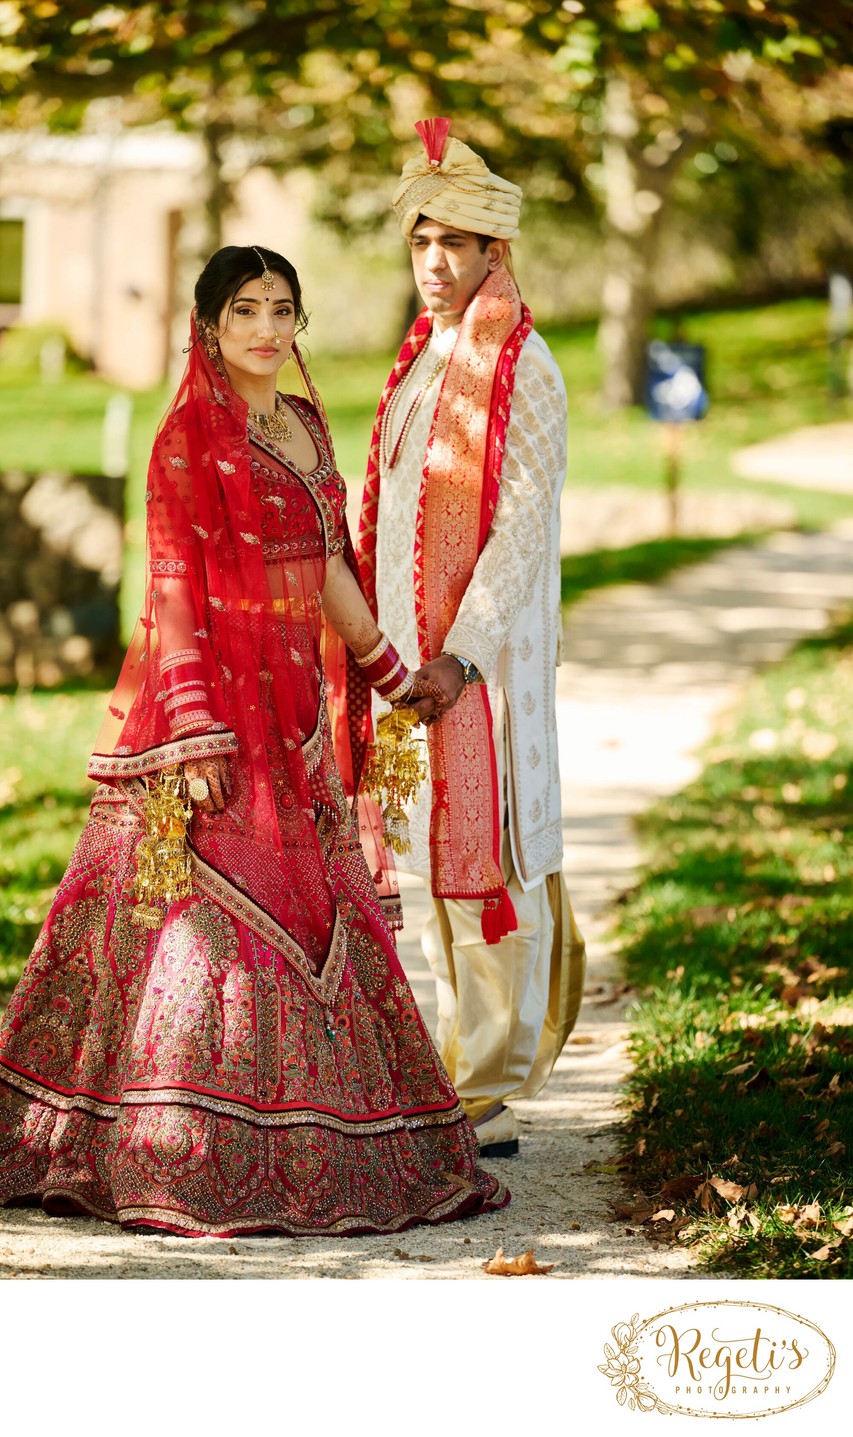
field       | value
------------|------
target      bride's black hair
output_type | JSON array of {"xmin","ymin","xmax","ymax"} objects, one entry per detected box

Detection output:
[{"xmin": 194, "ymin": 245, "xmax": 308, "ymax": 333}]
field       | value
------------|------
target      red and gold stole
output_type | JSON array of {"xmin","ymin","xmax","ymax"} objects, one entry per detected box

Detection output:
[{"xmin": 359, "ymin": 266, "xmax": 533, "ymax": 942}]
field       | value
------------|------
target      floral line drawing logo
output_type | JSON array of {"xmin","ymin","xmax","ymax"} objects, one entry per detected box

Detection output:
[
  {"xmin": 598, "ymin": 1314, "xmax": 670, "ymax": 1414},
  {"xmin": 598, "ymin": 1301, "xmax": 835, "ymax": 1420}
]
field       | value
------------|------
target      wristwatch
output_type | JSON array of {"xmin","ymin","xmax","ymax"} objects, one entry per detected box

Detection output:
[{"xmin": 442, "ymin": 652, "xmax": 482, "ymax": 686}]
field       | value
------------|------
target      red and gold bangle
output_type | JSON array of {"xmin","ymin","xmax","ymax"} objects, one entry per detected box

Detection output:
[
  {"xmin": 160, "ymin": 647, "xmax": 202, "ymax": 674},
  {"xmin": 354, "ymin": 633, "xmax": 413, "ymax": 703},
  {"xmin": 158, "ymin": 653, "xmax": 213, "ymax": 735},
  {"xmin": 380, "ymin": 672, "xmax": 414, "ymax": 704},
  {"xmin": 171, "ymin": 710, "xmax": 216, "ymax": 736}
]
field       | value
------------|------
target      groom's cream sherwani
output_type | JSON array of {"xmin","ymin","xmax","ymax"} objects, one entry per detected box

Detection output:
[{"xmin": 372, "ymin": 319, "xmax": 585, "ymax": 1121}]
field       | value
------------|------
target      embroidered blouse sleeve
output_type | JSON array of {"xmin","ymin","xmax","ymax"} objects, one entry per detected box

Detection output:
[
  {"xmin": 443, "ymin": 334, "xmax": 567, "ymax": 682},
  {"xmin": 327, "ymin": 483, "xmax": 347, "ymax": 557}
]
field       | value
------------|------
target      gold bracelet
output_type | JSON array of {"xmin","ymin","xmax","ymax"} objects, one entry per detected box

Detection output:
[{"xmin": 355, "ymin": 633, "xmax": 389, "ymax": 668}]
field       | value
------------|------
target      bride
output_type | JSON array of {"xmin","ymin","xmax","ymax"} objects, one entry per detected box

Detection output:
[{"xmin": 0, "ymin": 244, "xmax": 508, "ymax": 1237}]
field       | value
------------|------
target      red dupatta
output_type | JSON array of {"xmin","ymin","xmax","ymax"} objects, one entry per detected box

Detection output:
[
  {"xmin": 359, "ymin": 267, "xmax": 532, "ymax": 941},
  {"xmin": 90, "ymin": 316, "xmax": 382, "ymax": 984}
]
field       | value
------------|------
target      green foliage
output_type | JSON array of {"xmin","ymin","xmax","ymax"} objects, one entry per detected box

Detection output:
[
  {"xmin": 617, "ymin": 617, "xmax": 853, "ymax": 1276},
  {"xmin": 0, "ymin": 322, "xmax": 88, "ymax": 377},
  {"xmin": 0, "ymin": 689, "xmax": 105, "ymax": 999}
]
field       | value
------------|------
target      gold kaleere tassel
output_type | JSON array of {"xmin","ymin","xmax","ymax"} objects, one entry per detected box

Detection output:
[
  {"xmin": 131, "ymin": 767, "xmax": 194, "ymax": 929},
  {"xmin": 362, "ymin": 707, "xmax": 427, "ymax": 855}
]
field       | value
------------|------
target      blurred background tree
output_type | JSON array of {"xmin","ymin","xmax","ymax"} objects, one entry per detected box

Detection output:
[{"xmin": 2, "ymin": 1, "xmax": 852, "ymax": 402}]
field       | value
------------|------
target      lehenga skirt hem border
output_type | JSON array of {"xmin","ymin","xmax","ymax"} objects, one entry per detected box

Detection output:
[
  {"xmin": 14, "ymin": 1182, "xmax": 509, "ymax": 1239},
  {"xmin": 0, "ymin": 1060, "xmax": 467, "ymax": 1135}
]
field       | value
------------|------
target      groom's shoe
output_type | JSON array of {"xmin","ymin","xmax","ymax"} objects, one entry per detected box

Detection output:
[{"xmin": 473, "ymin": 1104, "xmax": 519, "ymax": 1158}]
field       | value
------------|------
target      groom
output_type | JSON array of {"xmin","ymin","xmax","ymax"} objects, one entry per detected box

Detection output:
[{"xmin": 357, "ymin": 120, "xmax": 585, "ymax": 1158}]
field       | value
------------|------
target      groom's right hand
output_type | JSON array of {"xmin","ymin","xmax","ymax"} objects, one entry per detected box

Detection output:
[{"xmin": 409, "ymin": 656, "xmax": 466, "ymax": 725}]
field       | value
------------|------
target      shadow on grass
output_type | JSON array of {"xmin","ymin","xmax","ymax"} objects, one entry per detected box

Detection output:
[
  {"xmin": 615, "ymin": 618, "xmax": 853, "ymax": 1276},
  {"xmin": 560, "ymin": 533, "xmax": 764, "ymax": 609}
]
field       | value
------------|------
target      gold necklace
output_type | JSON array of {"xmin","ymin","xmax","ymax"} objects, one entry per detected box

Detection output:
[{"xmin": 248, "ymin": 399, "xmax": 293, "ymax": 444}]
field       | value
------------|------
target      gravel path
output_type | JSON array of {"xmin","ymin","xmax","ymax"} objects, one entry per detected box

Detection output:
[{"xmin": 3, "ymin": 525, "xmax": 853, "ymax": 1280}]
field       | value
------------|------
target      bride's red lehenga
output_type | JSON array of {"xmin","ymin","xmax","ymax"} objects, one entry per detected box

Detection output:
[{"xmin": 0, "ymin": 319, "xmax": 508, "ymax": 1236}]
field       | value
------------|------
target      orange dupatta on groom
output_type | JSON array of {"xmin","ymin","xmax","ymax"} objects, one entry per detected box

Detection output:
[{"xmin": 359, "ymin": 266, "xmax": 533, "ymax": 943}]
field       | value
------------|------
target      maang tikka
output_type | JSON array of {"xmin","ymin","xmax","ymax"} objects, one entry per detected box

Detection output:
[{"xmin": 254, "ymin": 248, "xmax": 276, "ymax": 290}]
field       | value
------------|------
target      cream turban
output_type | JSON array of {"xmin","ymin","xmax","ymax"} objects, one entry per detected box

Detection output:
[{"xmin": 392, "ymin": 118, "xmax": 522, "ymax": 241}]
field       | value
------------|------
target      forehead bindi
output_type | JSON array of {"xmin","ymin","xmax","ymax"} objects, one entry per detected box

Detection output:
[{"xmin": 234, "ymin": 278, "xmax": 293, "ymax": 304}]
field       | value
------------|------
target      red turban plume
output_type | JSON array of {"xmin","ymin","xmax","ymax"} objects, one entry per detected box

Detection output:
[{"xmin": 414, "ymin": 117, "xmax": 451, "ymax": 166}]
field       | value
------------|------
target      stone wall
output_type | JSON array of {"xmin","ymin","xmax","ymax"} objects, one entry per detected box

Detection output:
[{"xmin": 0, "ymin": 469, "xmax": 124, "ymax": 687}]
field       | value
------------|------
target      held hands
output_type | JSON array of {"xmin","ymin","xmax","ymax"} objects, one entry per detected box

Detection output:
[
  {"xmin": 183, "ymin": 755, "xmax": 232, "ymax": 814},
  {"xmin": 408, "ymin": 656, "xmax": 466, "ymax": 727}
]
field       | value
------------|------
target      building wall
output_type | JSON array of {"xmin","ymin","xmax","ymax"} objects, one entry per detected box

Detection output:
[{"xmin": 0, "ymin": 131, "xmax": 414, "ymax": 389}]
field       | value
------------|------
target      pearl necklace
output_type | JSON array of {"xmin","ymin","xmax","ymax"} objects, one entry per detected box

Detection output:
[{"xmin": 383, "ymin": 348, "xmax": 449, "ymax": 469}]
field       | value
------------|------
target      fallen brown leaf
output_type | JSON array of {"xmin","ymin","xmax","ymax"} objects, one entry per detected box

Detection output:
[
  {"xmin": 684, "ymin": 903, "xmax": 730, "ymax": 927},
  {"xmin": 709, "ymin": 1176, "xmax": 746, "ymax": 1203},
  {"xmin": 810, "ymin": 1240, "xmax": 843, "ymax": 1261},
  {"xmin": 741, "ymin": 1028, "xmax": 767, "ymax": 1049},
  {"xmin": 650, "ymin": 1209, "xmax": 676, "ymax": 1223},
  {"xmin": 726, "ymin": 1060, "xmax": 755, "ymax": 1076},
  {"xmin": 698, "ymin": 1181, "xmax": 718, "ymax": 1213},
  {"xmin": 743, "ymin": 1066, "xmax": 775, "ymax": 1092},
  {"xmin": 778, "ymin": 894, "xmax": 816, "ymax": 915},
  {"xmin": 781, "ymin": 985, "xmax": 813, "ymax": 1006},
  {"xmin": 727, "ymin": 1203, "xmax": 762, "ymax": 1234},
  {"xmin": 727, "ymin": 1204, "xmax": 744, "ymax": 1232},
  {"xmin": 780, "ymin": 1073, "xmax": 821, "ymax": 1091},
  {"xmin": 794, "ymin": 1201, "xmax": 822, "ymax": 1230},
  {"xmin": 832, "ymin": 1216, "xmax": 853, "ymax": 1237},
  {"xmin": 660, "ymin": 1175, "xmax": 704, "ymax": 1203},
  {"xmin": 610, "ymin": 1198, "xmax": 655, "ymax": 1223},
  {"xmin": 482, "ymin": 1246, "xmax": 555, "ymax": 1276},
  {"xmin": 804, "ymin": 963, "xmax": 846, "ymax": 985}
]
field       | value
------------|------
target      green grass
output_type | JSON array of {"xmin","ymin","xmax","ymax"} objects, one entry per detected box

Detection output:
[
  {"xmin": 561, "ymin": 533, "xmax": 762, "ymax": 608},
  {"xmin": 1, "ymin": 297, "xmax": 851, "ymax": 644},
  {"xmin": 0, "ymin": 690, "xmax": 107, "ymax": 997},
  {"xmin": 615, "ymin": 619, "xmax": 853, "ymax": 1277}
]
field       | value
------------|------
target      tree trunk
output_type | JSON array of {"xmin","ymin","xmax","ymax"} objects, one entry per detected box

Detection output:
[
  {"xmin": 168, "ymin": 118, "xmax": 235, "ymax": 381},
  {"xmin": 597, "ymin": 74, "xmax": 684, "ymax": 409}
]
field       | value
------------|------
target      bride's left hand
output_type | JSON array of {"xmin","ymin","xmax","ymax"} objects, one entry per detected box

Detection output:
[{"xmin": 184, "ymin": 756, "xmax": 232, "ymax": 813}]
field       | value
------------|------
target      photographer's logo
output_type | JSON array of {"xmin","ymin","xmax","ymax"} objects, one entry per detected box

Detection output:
[{"xmin": 599, "ymin": 1300, "xmax": 835, "ymax": 1418}]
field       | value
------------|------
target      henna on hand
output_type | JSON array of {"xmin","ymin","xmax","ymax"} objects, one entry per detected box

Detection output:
[
  {"xmin": 409, "ymin": 657, "xmax": 466, "ymax": 725},
  {"xmin": 184, "ymin": 755, "xmax": 232, "ymax": 813}
]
